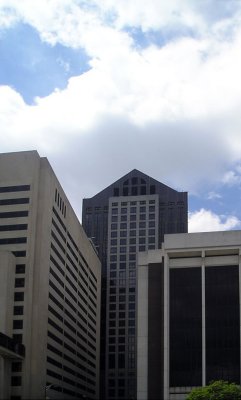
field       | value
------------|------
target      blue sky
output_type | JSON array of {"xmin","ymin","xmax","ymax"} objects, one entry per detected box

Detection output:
[{"xmin": 1, "ymin": 0, "xmax": 241, "ymax": 231}]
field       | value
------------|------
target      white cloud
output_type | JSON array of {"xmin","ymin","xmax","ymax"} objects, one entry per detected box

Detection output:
[
  {"xmin": 207, "ymin": 191, "xmax": 222, "ymax": 200},
  {"xmin": 1, "ymin": 0, "xmax": 241, "ymax": 198},
  {"xmin": 221, "ymin": 170, "xmax": 241, "ymax": 186},
  {"xmin": 188, "ymin": 208, "xmax": 240, "ymax": 233}
]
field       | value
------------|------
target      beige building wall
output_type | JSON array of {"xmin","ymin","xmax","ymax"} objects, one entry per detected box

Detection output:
[{"xmin": 0, "ymin": 151, "xmax": 101, "ymax": 399}]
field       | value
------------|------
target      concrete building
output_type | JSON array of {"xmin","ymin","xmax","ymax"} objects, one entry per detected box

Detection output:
[
  {"xmin": 137, "ymin": 230, "xmax": 241, "ymax": 400},
  {"xmin": 0, "ymin": 151, "xmax": 101, "ymax": 400},
  {"xmin": 82, "ymin": 170, "xmax": 187, "ymax": 399}
]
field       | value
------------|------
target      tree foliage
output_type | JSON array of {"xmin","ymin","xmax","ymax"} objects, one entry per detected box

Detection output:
[{"xmin": 186, "ymin": 380, "xmax": 241, "ymax": 400}]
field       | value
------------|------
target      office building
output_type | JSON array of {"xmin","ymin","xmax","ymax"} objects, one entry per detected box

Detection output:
[
  {"xmin": 137, "ymin": 230, "xmax": 241, "ymax": 400},
  {"xmin": 82, "ymin": 169, "xmax": 188, "ymax": 399},
  {"xmin": 0, "ymin": 151, "xmax": 101, "ymax": 400}
]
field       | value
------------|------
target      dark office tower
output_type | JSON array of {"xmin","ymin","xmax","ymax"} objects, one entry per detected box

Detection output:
[{"xmin": 82, "ymin": 169, "xmax": 188, "ymax": 399}]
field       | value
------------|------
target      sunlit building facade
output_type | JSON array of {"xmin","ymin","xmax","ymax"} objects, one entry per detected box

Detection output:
[{"xmin": 0, "ymin": 151, "xmax": 101, "ymax": 400}]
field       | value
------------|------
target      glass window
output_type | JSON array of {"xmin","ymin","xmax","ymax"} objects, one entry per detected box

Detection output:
[
  {"xmin": 129, "ymin": 238, "xmax": 136, "ymax": 244},
  {"xmin": 110, "ymin": 255, "xmax": 117, "ymax": 262},
  {"xmin": 139, "ymin": 237, "xmax": 145, "ymax": 244},
  {"xmin": 121, "ymin": 215, "xmax": 127, "ymax": 221},
  {"xmin": 15, "ymin": 278, "xmax": 25, "ymax": 288},
  {"xmin": 110, "ymin": 247, "xmax": 117, "ymax": 253},
  {"xmin": 139, "ymin": 245, "xmax": 145, "ymax": 251},
  {"xmin": 139, "ymin": 221, "xmax": 146, "ymax": 228},
  {"xmin": 120, "ymin": 238, "xmax": 126, "ymax": 245},
  {"xmin": 148, "ymin": 237, "xmax": 155, "ymax": 243},
  {"xmin": 121, "ymin": 208, "xmax": 127, "ymax": 214},
  {"xmin": 140, "ymin": 206, "xmax": 146, "ymax": 212},
  {"xmin": 111, "ymin": 239, "xmax": 117, "ymax": 245},
  {"xmin": 130, "ymin": 222, "xmax": 136, "ymax": 229},
  {"xmin": 120, "ymin": 231, "xmax": 127, "ymax": 237},
  {"xmin": 130, "ymin": 214, "xmax": 136, "ymax": 221},
  {"xmin": 112, "ymin": 216, "xmax": 118, "ymax": 222},
  {"xmin": 129, "ymin": 246, "xmax": 136, "ymax": 253},
  {"xmin": 110, "ymin": 263, "xmax": 117, "ymax": 269},
  {"xmin": 119, "ymin": 295, "xmax": 125, "ymax": 302},
  {"xmin": 130, "ymin": 230, "xmax": 136, "ymax": 237},
  {"xmin": 119, "ymin": 262, "xmax": 126, "ymax": 269},
  {"xmin": 112, "ymin": 208, "xmax": 118, "ymax": 214},
  {"xmin": 14, "ymin": 292, "xmax": 24, "ymax": 302},
  {"xmin": 120, "ymin": 223, "xmax": 127, "ymax": 229},
  {"xmin": 130, "ymin": 207, "xmax": 136, "ymax": 213},
  {"xmin": 129, "ymin": 254, "xmax": 136, "ymax": 261},
  {"xmin": 149, "ymin": 213, "xmax": 155, "ymax": 219},
  {"xmin": 111, "ymin": 223, "xmax": 117, "ymax": 230},
  {"xmin": 149, "ymin": 205, "xmax": 155, "ymax": 212},
  {"xmin": 148, "ymin": 229, "xmax": 155, "ymax": 235},
  {"xmin": 120, "ymin": 255, "xmax": 126, "ymax": 261},
  {"xmin": 129, "ymin": 295, "xmax": 135, "ymax": 302},
  {"xmin": 139, "ymin": 230, "xmax": 145, "ymax": 236},
  {"xmin": 111, "ymin": 231, "xmax": 117, "ymax": 238},
  {"xmin": 149, "ymin": 221, "xmax": 155, "ymax": 227},
  {"xmin": 120, "ymin": 246, "xmax": 126, "ymax": 253}
]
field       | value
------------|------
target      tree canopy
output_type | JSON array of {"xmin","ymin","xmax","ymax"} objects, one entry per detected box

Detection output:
[{"xmin": 186, "ymin": 380, "xmax": 241, "ymax": 400}]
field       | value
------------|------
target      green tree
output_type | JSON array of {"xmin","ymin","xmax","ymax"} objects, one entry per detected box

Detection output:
[{"xmin": 186, "ymin": 380, "xmax": 241, "ymax": 400}]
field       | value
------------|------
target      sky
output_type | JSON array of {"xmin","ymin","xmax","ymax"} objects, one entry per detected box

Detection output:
[{"xmin": 1, "ymin": 0, "xmax": 241, "ymax": 232}]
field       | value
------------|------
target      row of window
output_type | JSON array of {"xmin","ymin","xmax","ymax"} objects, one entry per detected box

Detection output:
[{"xmin": 112, "ymin": 205, "xmax": 155, "ymax": 214}]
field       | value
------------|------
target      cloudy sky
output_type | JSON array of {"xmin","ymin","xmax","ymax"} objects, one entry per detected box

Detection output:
[{"xmin": 1, "ymin": 0, "xmax": 241, "ymax": 232}]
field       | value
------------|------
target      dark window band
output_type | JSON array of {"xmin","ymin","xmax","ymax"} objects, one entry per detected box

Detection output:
[
  {"xmin": 0, "ymin": 224, "xmax": 28, "ymax": 231},
  {"xmin": 0, "ymin": 237, "xmax": 27, "ymax": 245},
  {"xmin": 0, "ymin": 185, "xmax": 30, "ymax": 193},
  {"xmin": 0, "ymin": 198, "xmax": 29, "ymax": 205},
  {"xmin": 0, "ymin": 211, "xmax": 28, "ymax": 218}
]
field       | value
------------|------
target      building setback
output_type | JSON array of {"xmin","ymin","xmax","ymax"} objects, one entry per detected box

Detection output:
[
  {"xmin": 82, "ymin": 169, "xmax": 188, "ymax": 399},
  {"xmin": 137, "ymin": 230, "xmax": 241, "ymax": 400},
  {"xmin": 0, "ymin": 151, "xmax": 101, "ymax": 400}
]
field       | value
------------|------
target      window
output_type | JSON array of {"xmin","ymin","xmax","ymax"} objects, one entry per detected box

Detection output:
[
  {"xmin": 121, "ymin": 215, "xmax": 127, "ymax": 221},
  {"xmin": 0, "ymin": 198, "xmax": 29, "ymax": 205},
  {"xmin": 15, "ymin": 278, "xmax": 25, "ymax": 288},
  {"xmin": 129, "ymin": 246, "xmax": 136, "ymax": 253},
  {"xmin": 112, "ymin": 208, "xmax": 118, "ymax": 214},
  {"xmin": 130, "ymin": 222, "xmax": 136, "ymax": 229},
  {"xmin": 11, "ymin": 362, "xmax": 22, "ymax": 372},
  {"xmin": 0, "ymin": 185, "xmax": 30, "ymax": 193},
  {"xmin": 14, "ymin": 292, "xmax": 24, "ymax": 302},
  {"xmin": 111, "ymin": 223, "xmax": 117, "ymax": 230},
  {"xmin": 15, "ymin": 264, "xmax": 25, "ymax": 274},
  {"xmin": 120, "ymin": 239, "xmax": 126, "ymax": 245},
  {"xmin": 120, "ymin": 223, "xmax": 127, "ymax": 229},
  {"xmin": 111, "ymin": 216, "xmax": 118, "ymax": 222},
  {"xmin": 11, "ymin": 376, "xmax": 22, "ymax": 386},
  {"xmin": 113, "ymin": 187, "xmax": 119, "ymax": 196},
  {"xmin": 111, "ymin": 239, "xmax": 117, "ymax": 246},
  {"xmin": 0, "ymin": 211, "xmax": 28, "ymax": 218},
  {"xmin": 13, "ymin": 320, "xmax": 23, "ymax": 329},
  {"xmin": 150, "ymin": 185, "xmax": 156, "ymax": 194},
  {"xmin": 130, "ymin": 207, "xmax": 136, "ymax": 213}
]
